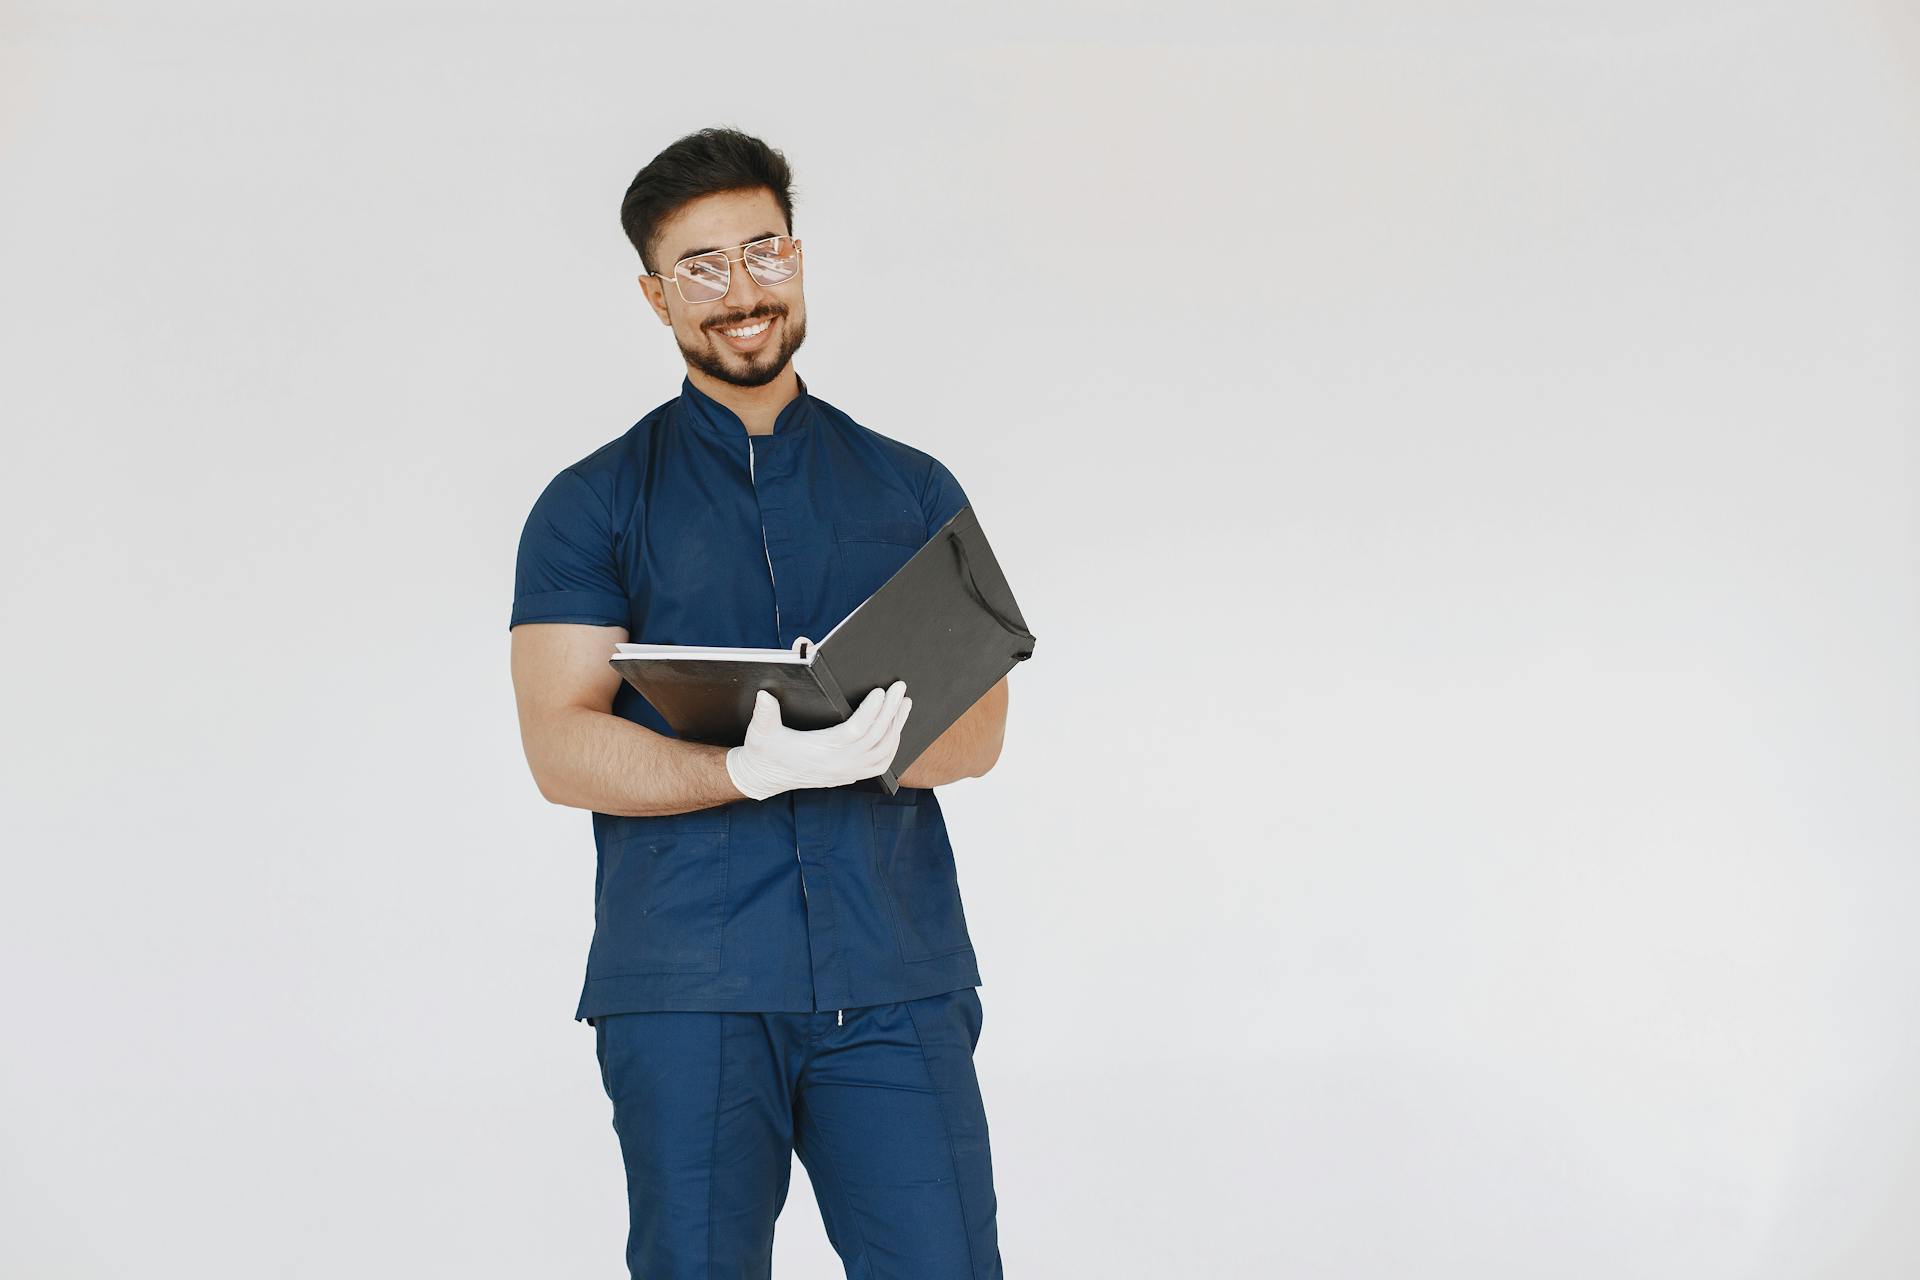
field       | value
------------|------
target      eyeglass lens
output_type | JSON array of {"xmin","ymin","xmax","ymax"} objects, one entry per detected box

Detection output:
[{"xmin": 673, "ymin": 235, "xmax": 799, "ymax": 303}]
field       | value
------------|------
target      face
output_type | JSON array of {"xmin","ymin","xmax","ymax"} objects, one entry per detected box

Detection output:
[{"xmin": 640, "ymin": 187, "xmax": 808, "ymax": 389}]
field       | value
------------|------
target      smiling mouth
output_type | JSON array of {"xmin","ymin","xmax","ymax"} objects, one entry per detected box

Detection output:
[{"xmin": 714, "ymin": 315, "xmax": 778, "ymax": 350}]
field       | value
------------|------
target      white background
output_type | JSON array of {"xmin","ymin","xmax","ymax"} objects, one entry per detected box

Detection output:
[{"xmin": 3, "ymin": 2, "xmax": 1916, "ymax": 1276}]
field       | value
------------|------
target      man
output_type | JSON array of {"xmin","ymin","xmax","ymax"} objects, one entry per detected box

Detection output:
[{"xmin": 507, "ymin": 126, "xmax": 1011, "ymax": 1280}]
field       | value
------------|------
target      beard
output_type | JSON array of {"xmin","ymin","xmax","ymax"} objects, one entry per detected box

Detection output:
[{"xmin": 679, "ymin": 309, "xmax": 809, "ymax": 389}]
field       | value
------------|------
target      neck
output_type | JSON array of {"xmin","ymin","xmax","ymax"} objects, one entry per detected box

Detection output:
[{"xmin": 687, "ymin": 365, "xmax": 801, "ymax": 437}]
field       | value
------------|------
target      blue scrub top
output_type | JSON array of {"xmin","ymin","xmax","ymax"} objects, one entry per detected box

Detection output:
[{"xmin": 511, "ymin": 373, "xmax": 985, "ymax": 1020}]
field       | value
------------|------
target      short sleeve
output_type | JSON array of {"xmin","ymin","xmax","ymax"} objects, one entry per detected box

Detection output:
[
  {"xmin": 920, "ymin": 457, "xmax": 972, "ymax": 541},
  {"xmin": 509, "ymin": 467, "xmax": 631, "ymax": 630}
]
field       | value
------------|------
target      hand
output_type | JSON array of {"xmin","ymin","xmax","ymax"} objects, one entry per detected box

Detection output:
[{"xmin": 724, "ymin": 681, "xmax": 912, "ymax": 801}]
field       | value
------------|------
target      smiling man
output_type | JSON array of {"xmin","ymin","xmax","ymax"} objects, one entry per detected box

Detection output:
[{"xmin": 507, "ymin": 127, "xmax": 1010, "ymax": 1280}]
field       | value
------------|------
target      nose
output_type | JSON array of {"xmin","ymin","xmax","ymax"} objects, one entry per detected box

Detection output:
[{"xmin": 722, "ymin": 256, "xmax": 775, "ymax": 316}]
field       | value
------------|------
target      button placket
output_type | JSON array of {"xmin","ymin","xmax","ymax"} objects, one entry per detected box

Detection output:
[{"xmin": 749, "ymin": 430, "xmax": 843, "ymax": 1010}]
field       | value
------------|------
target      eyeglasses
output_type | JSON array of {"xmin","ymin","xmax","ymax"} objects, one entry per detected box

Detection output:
[{"xmin": 650, "ymin": 234, "xmax": 803, "ymax": 305}]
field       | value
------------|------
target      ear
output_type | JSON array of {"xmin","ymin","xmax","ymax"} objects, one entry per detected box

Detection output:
[{"xmin": 637, "ymin": 273, "xmax": 674, "ymax": 328}]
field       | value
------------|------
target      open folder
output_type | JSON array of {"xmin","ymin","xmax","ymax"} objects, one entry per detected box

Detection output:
[{"xmin": 608, "ymin": 505, "xmax": 1036, "ymax": 794}]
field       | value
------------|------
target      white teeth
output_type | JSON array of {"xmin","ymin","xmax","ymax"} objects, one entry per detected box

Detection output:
[{"xmin": 722, "ymin": 320, "xmax": 770, "ymax": 338}]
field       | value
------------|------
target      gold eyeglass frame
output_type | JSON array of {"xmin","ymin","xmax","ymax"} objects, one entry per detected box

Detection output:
[{"xmin": 648, "ymin": 234, "xmax": 804, "ymax": 305}]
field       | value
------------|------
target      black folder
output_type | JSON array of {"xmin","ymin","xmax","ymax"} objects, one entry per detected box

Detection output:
[{"xmin": 608, "ymin": 505, "xmax": 1035, "ymax": 794}]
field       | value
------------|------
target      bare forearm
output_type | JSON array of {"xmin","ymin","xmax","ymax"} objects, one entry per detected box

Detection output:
[
  {"xmin": 527, "ymin": 707, "xmax": 744, "ymax": 817},
  {"xmin": 524, "ymin": 675, "xmax": 1008, "ymax": 807},
  {"xmin": 896, "ymin": 678, "xmax": 1007, "ymax": 788}
]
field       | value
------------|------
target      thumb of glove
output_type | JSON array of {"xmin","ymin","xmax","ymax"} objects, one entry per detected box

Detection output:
[{"xmin": 748, "ymin": 689, "xmax": 781, "ymax": 732}]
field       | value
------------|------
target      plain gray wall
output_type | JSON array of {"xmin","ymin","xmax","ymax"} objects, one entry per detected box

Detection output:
[{"xmin": 2, "ymin": 2, "xmax": 1916, "ymax": 1276}]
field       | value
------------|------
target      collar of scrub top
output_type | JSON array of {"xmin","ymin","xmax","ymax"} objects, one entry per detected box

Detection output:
[{"xmin": 679, "ymin": 370, "xmax": 815, "ymax": 442}]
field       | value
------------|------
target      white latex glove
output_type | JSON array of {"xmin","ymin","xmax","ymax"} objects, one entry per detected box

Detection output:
[{"xmin": 725, "ymin": 680, "xmax": 912, "ymax": 801}]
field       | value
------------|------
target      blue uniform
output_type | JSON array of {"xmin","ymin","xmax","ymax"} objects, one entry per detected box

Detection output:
[
  {"xmin": 511, "ymin": 373, "xmax": 1005, "ymax": 1278},
  {"xmin": 511, "ymin": 372, "xmax": 985, "ymax": 1021},
  {"xmin": 595, "ymin": 991, "xmax": 1001, "ymax": 1280}
]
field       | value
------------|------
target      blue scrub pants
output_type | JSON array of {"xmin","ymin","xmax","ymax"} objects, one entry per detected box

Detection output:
[{"xmin": 592, "ymin": 986, "xmax": 1004, "ymax": 1279}]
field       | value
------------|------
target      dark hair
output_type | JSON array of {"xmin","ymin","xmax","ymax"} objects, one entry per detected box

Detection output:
[{"xmin": 619, "ymin": 127, "xmax": 797, "ymax": 276}]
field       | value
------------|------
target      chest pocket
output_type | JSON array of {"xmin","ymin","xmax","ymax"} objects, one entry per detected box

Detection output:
[
  {"xmin": 870, "ymin": 798, "xmax": 973, "ymax": 962},
  {"xmin": 833, "ymin": 517, "xmax": 926, "ymax": 607},
  {"xmin": 589, "ymin": 810, "xmax": 731, "ymax": 977}
]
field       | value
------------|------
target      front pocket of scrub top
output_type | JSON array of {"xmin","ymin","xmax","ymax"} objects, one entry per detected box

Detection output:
[
  {"xmin": 870, "ymin": 801, "xmax": 974, "ymax": 963},
  {"xmin": 832, "ymin": 518, "xmax": 926, "ymax": 606},
  {"xmin": 590, "ymin": 814, "xmax": 730, "ymax": 977}
]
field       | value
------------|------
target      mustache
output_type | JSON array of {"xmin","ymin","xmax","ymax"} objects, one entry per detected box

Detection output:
[{"xmin": 708, "ymin": 309, "xmax": 784, "ymax": 330}]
